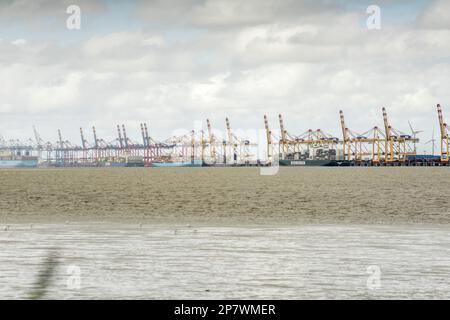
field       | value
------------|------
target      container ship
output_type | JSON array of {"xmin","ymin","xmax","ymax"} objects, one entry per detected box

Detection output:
[
  {"xmin": 278, "ymin": 148, "xmax": 348, "ymax": 166},
  {"xmin": 0, "ymin": 152, "xmax": 38, "ymax": 168},
  {"xmin": 151, "ymin": 159, "xmax": 202, "ymax": 167},
  {"xmin": 279, "ymin": 159, "xmax": 348, "ymax": 166},
  {"xmin": 100, "ymin": 156, "xmax": 145, "ymax": 167}
]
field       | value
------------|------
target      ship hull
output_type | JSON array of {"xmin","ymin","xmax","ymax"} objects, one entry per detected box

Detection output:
[
  {"xmin": 0, "ymin": 159, "xmax": 39, "ymax": 168},
  {"xmin": 102, "ymin": 161, "xmax": 128, "ymax": 167},
  {"xmin": 279, "ymin": 159, "xmax": 349, "ymax": 167},
  {"xmin": 151, "ymin": 160, "xmax": 202, "ymax": 167},
  {"xmin": 100, "ymin": 159, "xmax": 144, "ymax": 167}
]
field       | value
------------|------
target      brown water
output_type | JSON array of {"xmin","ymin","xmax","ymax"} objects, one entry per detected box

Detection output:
[
  {"xmin": 0, "ymin": 167, "xmax": 449, "ymax": 224},
  {"xmin": 1, "ymin": 167, "xmax": 450, "ymax": 299}
]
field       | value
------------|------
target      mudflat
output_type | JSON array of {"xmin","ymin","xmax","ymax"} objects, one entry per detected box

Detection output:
[{"xmin": 0, "ymin": 167, "xmax": 448, "ymax": 224}]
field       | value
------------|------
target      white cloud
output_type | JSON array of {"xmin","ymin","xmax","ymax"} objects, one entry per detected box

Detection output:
[
  {"xmin": 11, "ymin": 38, "xmax": 26, "ymax": 45},
  {"xmin": 27, "ymin": 71, "xmax": 84, "ymax": 112},
  {"xmin": 82, "ymin": 32, "xmax": 164, "ymax": 57},
  {"xmin": 0, "ymin": 0, "xmax": 448, "ymax": 155}
]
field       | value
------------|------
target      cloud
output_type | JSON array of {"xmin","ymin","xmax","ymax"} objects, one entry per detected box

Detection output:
[
  {"xmin": 134, "ymin": 0, "xmax": 348, "ymax": 29},
  {"xmin": 0, "ymin": 0, "xmax": 448, "ymax": 155},
  {"xmin": 0, "ymin": 0, "xmax": 105, "ymax": 18},
  {"xmin": 11, "ymin": 38, "xmax": 27, "ymax": 45},
  {"xmin": 418, "ymin": 0, "xmax": 450, "ymax": 29}
]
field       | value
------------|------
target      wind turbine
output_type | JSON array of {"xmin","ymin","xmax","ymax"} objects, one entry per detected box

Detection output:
[
  {"xmin": 425, "ymin": 128, "xmax": 436, "ymax": 156},
  {"xmin": 408, "ymin": 120, "xmax": 423, "ymax": 153}
]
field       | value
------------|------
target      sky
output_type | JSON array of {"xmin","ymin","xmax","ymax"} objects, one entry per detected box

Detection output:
[{"xmin": 0, "ymin": 0, "xmax": 449, "ymax": 154}]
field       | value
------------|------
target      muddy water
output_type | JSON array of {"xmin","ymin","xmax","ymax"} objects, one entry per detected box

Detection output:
[
  {"xmin": 1, "ymin": 167, "xmax": 450, "ymax": 299},
  {"xmin": 0, "ymin": 167, "xmax": 449, "ymax": 224}
]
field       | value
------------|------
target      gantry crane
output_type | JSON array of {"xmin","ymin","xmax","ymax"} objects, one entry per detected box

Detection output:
[
  {"xmin": 190, "ymin": 130, "xmax": 196, "ymax": 162},
  {"xmin": 32, "ymin": 125, "xmax": 44, "ymax": 161},
  {"xmin": 277, "ymin": 114, "xmax": 307, "ymax": 159},
  {"xmin": 278, "ymin": 114, "xmax": 289, "ymax": 157},
  {"xmin": 117, "ymin": 124, "xmax": 124, "ymax": 149},
  {"xmin": 278, "ymin": 114, "xmax": 339, "ymax": 161},
  {"xmin": 339, "ymin": 110, "xmax": 385, "ymax": 163},
  {"xmin": 340, "ymin": 110, "xmax": 350, "ymax": 160},
  {"xmin": 140, "ymin": 123, "xmax": 147, "ymax": 148},
  {"xmin": 382, "ymin": 107, "xmax": 418, "ymax": 163},
  {"xmin": 143, "ymin": 122, "xmax": 169, "ymax": 164},
  {"xmin": 225, "ymin": 117, "xmax": 236, "ymax": 164},
  {"xmin": 121, "ymin": 124, "xmax": 129, "ymax": 149},
  {"xmin": 56, "ymin": 129, "xmax": 64, "ymax": 164},
  {"xmin": 382, "ymin": 107, "xmax": 395, "ymax": 162},
  {"xmin": 206, "ymin": 119, "xmax": 216, "ymax": 163},
  {"xmin": 223, "ymin": 117, "xmax": 254, "ymax": 165},
  {"xmin": 140, "ymin": 123, "xmax": 150, "ymax": 165},
  {"xmin": 263, "ymin": 115, "xmax": 273, "ymax": 164},
  {"xmin": 437, "ymin": 104, "xmax": 449, "ymax": 163},
  {"xmin": 79, "ymin": 127, "xmax": 89, "ymax": 163},
  {"xmin": 55, "ymin": 129, "xmax": 80, "ymax": 165}
]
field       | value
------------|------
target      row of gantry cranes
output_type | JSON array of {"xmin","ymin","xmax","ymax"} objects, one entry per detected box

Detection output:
[
  {"xmin": 1, "ymin": 104, "xmax": 449, "ymax": 166},
  {"xmin": 265, "ymin": 104, "xmax": 449, "ymax": 165},
  {"xmin": 338, "ymin": 104, "xmax": 448, "ymax": 164},
  {"xmin": 0, "ymin": 118, "xmax": 256, "ymax": 166}
]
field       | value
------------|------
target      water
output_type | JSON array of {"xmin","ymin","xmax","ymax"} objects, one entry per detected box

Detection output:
[
  {"xmin": 1, "ymin": 223, "xmax": 450, "ymax": 299},
  {"xmin": 1, "ymin": 167, "xmax": 450, "ymax": 299},
  {"xmin": 1, "ymin": 167, "xmax": 449, "ymax": 224}
]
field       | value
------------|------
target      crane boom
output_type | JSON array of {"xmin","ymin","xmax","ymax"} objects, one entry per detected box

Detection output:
[
  {"xmin": 278, "ymin": 114, "xmax": 288, "ymax": 158},
  {"xmin": 92, "ymin": 126, "xmax": 98, "ymax": 148},
  {"xmin": 278, "ymin": 114, "xmax": 286, "ymax": 143},
  {"xmin": 117, "ymin": 125, "xmax": 123, "ymax": 149},
  {"xmin": 225, "ymin": 117, "xmax": 232, "ymax": 145},
  {"xmin": 140, "ymin": 123, "xmax": 146, "ymax": 147},
  {"xmin": 264, "ymin": 115, "xmax": 272, "ymax": 162},
  {"xmin": 339, "ymin": 110, "xmax": 348, "ymax": 142},
  {"xmin": 339, "ymin": 110, "xmax": 350, "ymax": 161},
  {"xmin": 206, "ymin": 119, "xmax": 213, "ymax": 144},
  {"xmin": 206, "ymin": 119, "xmax": 215, "ymax": 160},
  {"xmin": 32, "ymin": 126, "xmax": 42, "ymax": 148},
  {"xmin": 144, "ymin": 123, "xmax": 150, "ymax": 146},
  {"xmin": 122, "ymin": 124, "xmax": 128, "ymax": 148},
  {"xmin": 382, "ymin": 107, "xmax": 391, "ymax": 139},
  {"xmin": 191, "ymin": 130, "xmax": 195, "ymax": 161},
  {"xmin": 437, "ymin": 104, "xmax": 446, "ymax": 138},
  {"xmin": 58, "ymin": 129, "xmax": 63, "ymax": 149},
  {"xmin": 80, "ymin": 127, "xmax": 86, "ymax": 149},
  {"xmin": 382, "ymin": 107, "xmax": 394, "ymax": 162},
  {"xmin": 264, "ymin": 115, "xmax": 271, "ymax": 145},
  {"xmin": 437, "ymin": 104, "xmax": 449, "ymax": 162}
]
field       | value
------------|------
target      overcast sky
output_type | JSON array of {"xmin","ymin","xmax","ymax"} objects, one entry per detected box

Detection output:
[{"xmin": 0, "ymin": 0, "xmax": 449, "ymax": 153}]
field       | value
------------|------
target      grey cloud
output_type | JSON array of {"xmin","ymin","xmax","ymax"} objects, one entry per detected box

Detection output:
[
  {"xmin": 0, "ymin": 0, "xmax": 448, "ymax": 155},
  {"xmin": 134, "ymin": 0, "xmax": 346, "ymax": 29},
  {"xmin": 0, "ymin": 0, "xmax": 105, "ymax": 18},
  {"xmin": 418, "ymin": 0, "xmax": 450, "ymax": 29}
]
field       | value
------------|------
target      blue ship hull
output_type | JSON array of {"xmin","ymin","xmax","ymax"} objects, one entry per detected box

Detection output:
[
  {"xmin": 151, "ymin": 160, "xmax": 202, "ymax": 167},
  {"xmin": 102, "ymin": 161, "xmax": 127, "ymax": 167},
  {"xmin": 0, "ymin": 159, "xmax": 39, "ymax": 168}
]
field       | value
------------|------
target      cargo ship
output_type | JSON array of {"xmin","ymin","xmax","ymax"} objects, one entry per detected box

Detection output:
[
  {"xmin": 279, "ymin": 159, "xmax": 348, "ymax": 166},
  {"xmin": 102, "ymin": 161, "xmax": 128, "ymax": 167},
  {"xmin": 151, "ymin": 159, "xmax": 203, "ymax": 167},
  {"xmin": 0, "ymin": 155, "xmax": 39, "ymax": 168},
  {"xmin": 278, "ymin": 148, "xmax": 348, "ymax": 166},
  {"xmin": 100, "ymin": 156, "xmax": 144, "ymax": 167}
]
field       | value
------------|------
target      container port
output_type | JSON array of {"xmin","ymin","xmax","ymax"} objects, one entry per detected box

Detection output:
[{"xmin": 1, "ymin": 105, "xmax": 449, "ymax": 168}]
